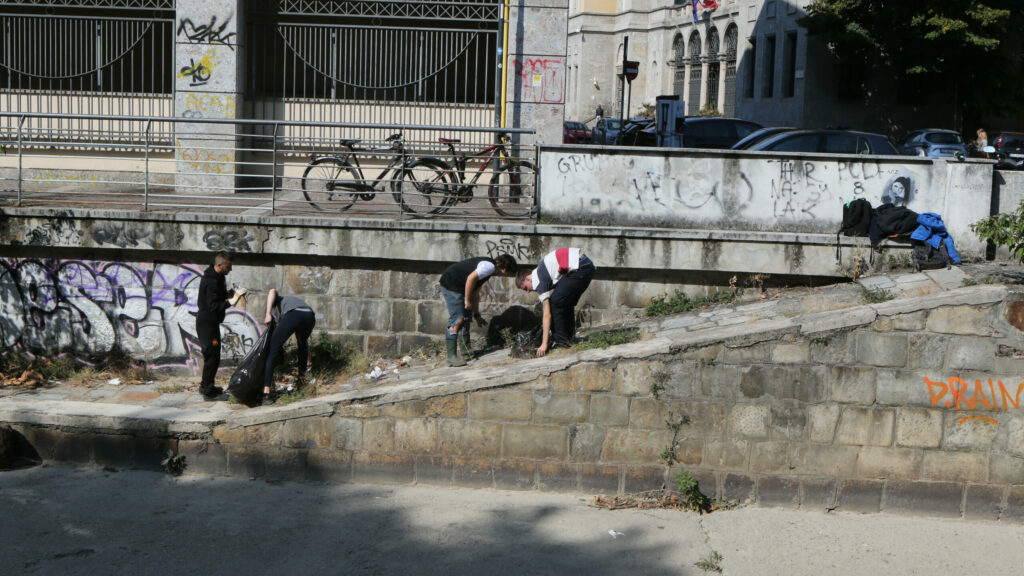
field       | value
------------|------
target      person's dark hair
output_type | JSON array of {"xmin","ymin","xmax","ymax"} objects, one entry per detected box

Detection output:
[
  {"xmin": 214, "ymin": 251, "xmax": 234, "ymax": 266},
  {"xmin": 515, "ymin": 270, "xmax": 531, "ymax": 289},
  {"xmin": 494, "ymin": 254, "xmax": 517, "ymax": 275}
]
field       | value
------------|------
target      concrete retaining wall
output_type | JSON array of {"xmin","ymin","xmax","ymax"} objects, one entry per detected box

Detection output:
[
  {"xmin": 7, "ymin": 286, "xmax": 1024, "ymax": 520},
  {"xmin": 540, "ymin": 145, "xmax": 993, "ymax": 260},
  {"xmin": 0, "ymin": 207, "xmax": 894, "ymax": 365}
]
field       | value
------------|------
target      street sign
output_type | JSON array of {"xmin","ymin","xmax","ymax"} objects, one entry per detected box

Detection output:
[{"xmin": 624, "ymin": 60, "xmax": 639, "ymax": 82}]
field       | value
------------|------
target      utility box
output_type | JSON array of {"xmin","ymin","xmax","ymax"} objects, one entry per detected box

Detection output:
[{"xmin": 655, "ymin": 95, "xmax": 685, "ymax": 148}]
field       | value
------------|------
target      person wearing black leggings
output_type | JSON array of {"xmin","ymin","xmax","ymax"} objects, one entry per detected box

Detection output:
[{"xmin": 262, "ymin": 288, "xmax": 316, "ymax": 405}]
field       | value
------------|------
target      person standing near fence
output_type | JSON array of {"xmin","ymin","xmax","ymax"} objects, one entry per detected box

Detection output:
[
  {"xmin": 261, "ymin": 288, "xmax": 316, "ymax": 406},
  {"xmin": 517, "ymin": 247, "xmax": 596, "ymax": 357},
  {"xmin": 196, "ymin": 252, "xmax": 245, "ymax": 400},
  {"xmin": 439, "ymin": 254, "xmax": 518, "ymax": 366}
]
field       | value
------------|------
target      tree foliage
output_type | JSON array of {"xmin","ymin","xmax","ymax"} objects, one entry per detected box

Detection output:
[
  {"xmin": 973, "ymin": 205, "xmax": 1024, "ymax": 263},
  {"xmin": 800, "ymin": 0, "xmax": 1023, "ymax": 117}
]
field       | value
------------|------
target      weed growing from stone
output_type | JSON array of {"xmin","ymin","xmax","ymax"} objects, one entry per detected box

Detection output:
[
  {"xmin": 695, "ymin": 550, "xmax": 723, "ymax": 573},
  {"xmin": 675, "ymin": 469, "xmax": 712, "ymax": 513},
  {"xmin": 962, "ymin": 277, "xmax": 978, "ymax": 287},
  {"xmin": 650, "ymin": 381, "xmax": 665, "ymax": 399},
  {"xmin": 644, "ymin": 290, "xmax": 735, "ymax": 318},
  {"xmin": 161, "ymin": 449, "xmax": 186, "ymax": 476},
  {"xmin": 887, "ymin": 253, "xmax": 912, "ymax": 270},
  {"xmin": 572, "ymin": 328, "xmax": 641, "ymax": 351},
  {"xmin": 156, "ymin": 383, "xmax": 184, "ymax": 394},
  {"xmin": 861, "ymin": 286, "xmax": 895, "ymax": 303},
  {"xmin": 102, "ymin": 346, "xmax": 154, "ymax": 383}
]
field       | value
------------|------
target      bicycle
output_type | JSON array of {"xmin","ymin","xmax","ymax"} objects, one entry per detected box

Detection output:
[
  {"xmin": 300, "ymin": 133, "xmax": 448, "ymax": 215},
  {"xmin": 401, "ymin": 133, "xmax": 537, "ymax": 218}
]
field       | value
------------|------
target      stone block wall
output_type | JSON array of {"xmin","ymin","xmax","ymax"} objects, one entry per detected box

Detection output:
[{"xmin": 11, "ymin": 293, "xmax": 1024, "ymax": 521}]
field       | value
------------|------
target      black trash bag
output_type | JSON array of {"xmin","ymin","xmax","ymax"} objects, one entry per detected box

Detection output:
[
  {"xmin": 486, "ymin": 305, "xmax": 541, "ymax": 347},
  {"xmin": 510, "ymin": 326, "xmax": 543, "ymax": 359},
  {"xmin": 228, "ymin": 325, "xmax": 273, "ymax": 407}
]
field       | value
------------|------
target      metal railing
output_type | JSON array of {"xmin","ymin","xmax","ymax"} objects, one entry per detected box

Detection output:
[{"xmin": 0, "ymin": 112, "xmax": 538, "ymax": 221}]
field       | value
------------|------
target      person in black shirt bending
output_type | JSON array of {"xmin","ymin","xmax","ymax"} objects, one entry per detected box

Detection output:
[{"xmin": 438, "ymin": 254, "xmax": 517, "ymax": 366}]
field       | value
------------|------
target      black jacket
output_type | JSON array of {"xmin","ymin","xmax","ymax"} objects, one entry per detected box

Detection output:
[{"xmin": 197, "ymin": 265, "xmax": 233, "ymax": 325}]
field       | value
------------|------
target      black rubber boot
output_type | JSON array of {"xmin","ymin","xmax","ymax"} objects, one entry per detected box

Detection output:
[{"xmin": 446, "ymin": 338, "xmax": 467, "ymax": 367}]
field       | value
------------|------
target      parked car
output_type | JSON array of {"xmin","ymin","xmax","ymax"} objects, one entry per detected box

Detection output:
[
  {"xmin": 991, "ymin": 131, "xmax": 1024, "ymax": 160},
  {"xmin": 616, "ymin": 117, "xmax": 656, "ymax": 146},
  {"xmin": 746, "ymin": 129, "xmax": 898, "ymax": 155},
  {"xmin": 730, "ymin": 127, "xmax": 796, "ymax": 150},
  {"xmin": 897, "ymin": 129, "xmax": 967, "ymax": 158},
  {"xmin": 563, "ymin": 121, "xmax": 591, "ymax": 144},
  {"xmin": 591, "ymin": 117, "xmax": 624, "ymax": 145},
  {"xmin": 683, "ymin": 117, "xmax": 763, "ymax": 149}
]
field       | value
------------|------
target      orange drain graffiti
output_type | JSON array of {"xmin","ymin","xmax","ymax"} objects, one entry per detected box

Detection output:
[{"xmin": 924, "ymin": 376, "xmax": 1024, "ymax": 425}]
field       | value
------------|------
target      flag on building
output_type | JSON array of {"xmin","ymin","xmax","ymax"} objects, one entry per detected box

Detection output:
[{"xmin": 692, "ymin": 0, "xmax": 719, "ymax": 24}]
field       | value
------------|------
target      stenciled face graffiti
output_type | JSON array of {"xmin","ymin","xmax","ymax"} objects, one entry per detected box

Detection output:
[
  {"xmin": 882, "ymin": 174, "xmax": 915, "ymax": 207},
  {"xmin": 0, "ymin": 259, "xmax": 260, "ymax": 372}
]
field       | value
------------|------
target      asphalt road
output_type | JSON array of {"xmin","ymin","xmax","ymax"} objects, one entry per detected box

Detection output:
[{"xmin": 2, "ymin": 465, "xmax": 1023, "ymax": 576}]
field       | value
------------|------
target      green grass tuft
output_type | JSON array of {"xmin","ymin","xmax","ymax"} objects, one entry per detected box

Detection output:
[{"xmin": 645, "ymin": 290, "xmax": 735, "ymax": 318}]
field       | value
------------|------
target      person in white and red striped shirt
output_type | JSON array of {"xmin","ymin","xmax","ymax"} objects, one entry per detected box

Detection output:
[{"xmin": 516, "ymin": 247, "xmax": 596, "ymax": 357}]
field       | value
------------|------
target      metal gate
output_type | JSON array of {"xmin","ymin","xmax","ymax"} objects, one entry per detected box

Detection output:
[
  {"xmin": 723, "ymin": 25, "xmax": 737, "ymax": 117},
  {"xmin": 248, "ymin": 0, "xmax": 502, "ymax": 148},
  {"xmin": 0, "ymin": 1, "xmax": 175, "ymax": 144},
  {"xmin": 705, "ymin": 29, "xmax": 720, "ymax": 114}
]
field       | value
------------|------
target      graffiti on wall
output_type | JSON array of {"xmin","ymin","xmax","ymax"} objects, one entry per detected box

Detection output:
[
  {"xmin": 0, "ymin": 259, "xmax": 259, "ymax": 371},
  {"xmin": 514, "ymin": 58, "xmax": 564, "ymax": 104},
  {"xmin": 924, "ymin": 375, "xmax": 1024, "ymax": 426},
  {"xmin": 485, "ymin": 238, "xmax": 530, "ymax": 261},
  {"xmin": 182, "ymin": 94, "xmax": 237, "ymax": 119},
  {"xmin": 177, "ymin": 15, "xmax": 237, "ymax": 49},
  {"xmin": 177, "ymin": 140, "xmax": 235, "ymax": 174},
  {"xmin": 549, "ymin": 152, "xmax": 925, "ymax": 223}
]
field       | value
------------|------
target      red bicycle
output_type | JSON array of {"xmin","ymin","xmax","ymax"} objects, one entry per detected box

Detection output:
[{"xmin": 396, "ymin": 133, "xmax": 537, "ymax": 218}]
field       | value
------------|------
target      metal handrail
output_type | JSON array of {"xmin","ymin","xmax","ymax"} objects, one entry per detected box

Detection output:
[{"xmin": 0, "ymin": 112, "xmax": 539, "ymax": 221}]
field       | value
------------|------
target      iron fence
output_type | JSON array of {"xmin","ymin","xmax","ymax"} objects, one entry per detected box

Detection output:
[
  {"xmin": 247, "ymin": 0, "xmax": 502, "ymax": 147},
  {"xmin": 0, "ymin": 8, "xmax": 175, "ymax": 144},
  {"xmin": 0, "ymin": 112, "xmax": 538, "ymax": 221}
]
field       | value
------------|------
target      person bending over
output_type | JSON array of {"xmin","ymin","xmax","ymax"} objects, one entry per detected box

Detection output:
[
  {"xmin": 517, "ymin": 247, "xmax": 595, "ymax": 357},
  {"xmin": 262, "ymin": 288, "xmax": 316, "ymax": 405}
]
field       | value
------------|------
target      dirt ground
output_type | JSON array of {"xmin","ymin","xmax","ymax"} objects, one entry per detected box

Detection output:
[{"xmin": 2, "ymin": 464, "xmax": 1023, "ymax": 576}]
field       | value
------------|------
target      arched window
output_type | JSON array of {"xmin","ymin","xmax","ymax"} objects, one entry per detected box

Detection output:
[
  {"xmin": 672, "ymin": 33, "xmax": 685, "ymax": 96},
  {"xmin": 705, "ymin": 28, "xmax": 721, "ymax": 113},
  {"xmin": 687, "ymin": 32, "xmax": 702, "ymax": 115},
  {"xmin": 724, "ymin": 24, "xmax": 738, "ymax": 116}
]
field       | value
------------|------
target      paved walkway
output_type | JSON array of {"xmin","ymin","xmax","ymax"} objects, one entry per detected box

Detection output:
[
  {"xmin": 2, "ymin": 464, "xmax": 1023, "ymax": 576},
  {"xmin": 1, "ymin": 260, "xmax": 1018, "ymax": 426}
]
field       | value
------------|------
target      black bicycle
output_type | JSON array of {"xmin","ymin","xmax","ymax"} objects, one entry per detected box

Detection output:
[
  {"xmin": 301, "ymin": 133, "xmax": 448, "ymax": 215},
  {"xmin": 399, "ymin": 133, "xmax": 537, "ymax": 218}
]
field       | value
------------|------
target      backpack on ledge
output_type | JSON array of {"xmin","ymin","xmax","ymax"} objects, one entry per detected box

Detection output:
[
  {"xmin": 836, "ymin": 198, "xmax": 872, "ymax": 260},
  {"xmin": 911, "ymin": 240, "xmax": 952, "ymax": 271}
]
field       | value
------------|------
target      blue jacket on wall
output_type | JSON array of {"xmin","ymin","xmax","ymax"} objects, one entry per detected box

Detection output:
[{"xmin": 910, "ymin": 213, "xmax": 962, "ymax": 264}]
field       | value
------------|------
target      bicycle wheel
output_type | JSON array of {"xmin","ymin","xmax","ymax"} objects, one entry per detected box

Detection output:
[
  {"xmin": 301, "ymin": 157, "xmax": 361, "ymax": 212},
  {"xmin": 391, "ymin": 157, "xmax": 453, "ymax": 216},
  {"xmin": 489, "ymin": 160, "xmax": 537, "ymax": 218}
]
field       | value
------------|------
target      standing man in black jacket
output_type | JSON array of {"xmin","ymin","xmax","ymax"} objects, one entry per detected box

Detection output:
[{"xmin": 196, "ymin": 252, "xmax": 244, "ymax": 400}]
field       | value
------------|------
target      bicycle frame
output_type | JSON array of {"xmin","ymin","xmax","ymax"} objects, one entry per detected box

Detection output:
[
  {"xmin": 315, "ymin": 140, "xmax": 407, "ymax": 196},
  {"xmin": 443, "ymin": 139, "xmax": 510, "ymax": 195}
]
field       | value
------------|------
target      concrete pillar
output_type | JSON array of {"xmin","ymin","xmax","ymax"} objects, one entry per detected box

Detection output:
[
  {"xmin": 173, "ymin": 0, "xmax": 244, "ymax": 194},
  {"xmin": 698, "ymin": 59, "xmax": 709, "ymax": 111},
  {"xmin": 506, "ymin": 0, "xmax": 569, "ymax": 146},
  {"xmin": 717, "ymin": 56, "xmax": 728, "ymax": 114}
]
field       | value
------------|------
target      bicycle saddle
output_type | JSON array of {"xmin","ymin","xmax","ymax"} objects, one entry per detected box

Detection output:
[
  {"xmin": 439, "ymin": 137, "xmax": 461, "ymax": 144},
  {"xmin": 340, "ymin": 139, "xmax": 360, "ymax": 147}
]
